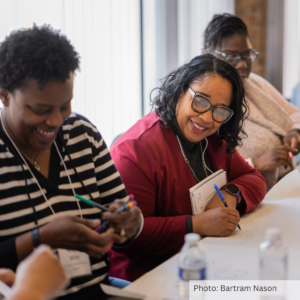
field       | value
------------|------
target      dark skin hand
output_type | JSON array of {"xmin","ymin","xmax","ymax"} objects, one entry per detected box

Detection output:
[
  {"xmin": 16, "ymin": 200, "xmax": 141, "ymax": 261},
  {"xmin": 192, "ymin": 189, "xmax": 240, "ymax": 237},
  {"xmin": 0, "ymin": 268, "xmax": 15, "ymax": 286},
  {"xmin": 283, "ymin": 129, "xmax": 300, "ymax": 152},
  {"xmin": 39, "ymin": 216, "xmax": 114, "ymax": 259},
  {"xmin": 253, "ymin": 145, "xmax": 297, "ymax": 175},
  {"xmin": 192, "ymin": 207, "xmax": 240, "ymax": 237},
  {"xmin": 104, "ymin": 199, "xmax": 142, "ymax": 244}
]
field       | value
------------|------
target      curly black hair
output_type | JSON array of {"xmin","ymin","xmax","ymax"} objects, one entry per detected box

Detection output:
[
  {"xmin": 204, "ymin": 13, "xmax": 249, "ymax": 50},
  {"xmin": 0, "ymin": 24, "xmax": 80, "ymax": 92},
  {"xmin": 151, "ymin": 53, "xmax": 248, "ymax": 155}
]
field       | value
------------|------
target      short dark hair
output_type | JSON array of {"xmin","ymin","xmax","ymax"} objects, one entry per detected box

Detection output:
[
  {"xmin": 151, "ymin": 53, "xmax": 248, "ymax": 155},
  {"xmin": 0, "ymin": 24, "xmax": 80, "ymax": 92},
  {"xmin": 204, "ymin": 13, "xmax": 249, "ymax": 50}
]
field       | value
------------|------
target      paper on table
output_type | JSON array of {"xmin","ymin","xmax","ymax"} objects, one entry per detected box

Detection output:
[
  {"xmin": 264, "ymin": 169, "xmax": 300, "ymax": 201},
  {"xmin": 100, "ymin": 284, "xmax": 145, "ymax": 299},
  {"xmin": 190, "ymin": 169, "xmax": 227, "ymax": 215}
]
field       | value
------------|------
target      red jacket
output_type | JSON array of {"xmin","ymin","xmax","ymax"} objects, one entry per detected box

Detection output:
[{"xmin": 109, "ymin": 112, "xmax": 266, "ymax": 281}]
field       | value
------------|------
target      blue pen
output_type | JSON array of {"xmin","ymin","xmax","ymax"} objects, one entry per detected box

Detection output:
[{"xmin": 213, "ymin": 184, "xmax": 241, "ymax": 230}]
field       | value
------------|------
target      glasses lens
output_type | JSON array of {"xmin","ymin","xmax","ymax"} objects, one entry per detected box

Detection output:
[
  {"xmin": 225, "ymin": 54, "xmax": 241, "ymax": 66},
  {"xmin": 249, "ymin": 49, "xmax": 258, "ymax": 63},
  {"xmin": 193, "ymin": 96, "xmax": 211, "ymax": 112},
  {"xmin": 213, "ymin": 107, "xmax": 233, "ymax": 123}
]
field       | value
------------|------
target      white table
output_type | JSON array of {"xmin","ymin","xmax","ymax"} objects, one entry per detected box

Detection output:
[{"xmin": 124, "ymin": 171, "xmax": 300, "ymax": 299}]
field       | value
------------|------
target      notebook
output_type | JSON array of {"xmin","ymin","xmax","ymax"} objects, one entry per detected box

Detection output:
[{"xmin": 189, "ymin": 169, "xmax": 227, "ymax": 215}]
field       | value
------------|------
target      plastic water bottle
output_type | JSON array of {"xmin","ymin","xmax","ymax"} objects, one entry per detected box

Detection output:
[
  {"xmin": 178, "ymin": 233, "xmax": 206, "ymax": 300},
  {"xmin": 259, "ymin": 228, "xmax": 287, "ymax": 280}
]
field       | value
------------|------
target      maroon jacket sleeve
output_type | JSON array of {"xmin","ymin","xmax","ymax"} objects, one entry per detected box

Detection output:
[
  {"xmin": 225, "ymin": 149, "xmax": 266, "ymax": 214},
  {"xmin": 110, "ymin": 140, "xmax": 187, "ymax": 257}
]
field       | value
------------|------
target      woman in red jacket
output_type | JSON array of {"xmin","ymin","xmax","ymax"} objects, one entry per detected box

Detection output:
[{"xmin": 109, "ymin": 54, "xmax": 266, "ymax": 281}]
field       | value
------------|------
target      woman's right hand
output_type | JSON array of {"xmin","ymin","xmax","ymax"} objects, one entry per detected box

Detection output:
[
  {"xmin": 39, "ymin": 216, "xmax": 114, "ymax": 258},
  {"xmin": 192, "ymin": 207, "xmax": 240, "ymax": 237},
  {"xmin": 252, "ymin": 145, "xmax": 297, "ymax": 175}
]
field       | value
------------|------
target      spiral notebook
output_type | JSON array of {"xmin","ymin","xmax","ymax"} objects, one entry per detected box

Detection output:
[{"xmin": 189, "ymin": 169, "xmax": 227, "ymax": 215}]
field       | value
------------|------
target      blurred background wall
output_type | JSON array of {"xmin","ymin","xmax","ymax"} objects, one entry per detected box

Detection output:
[{"xmin": 0, "ymin": 0, "xmax": 299, "ymax": 146}]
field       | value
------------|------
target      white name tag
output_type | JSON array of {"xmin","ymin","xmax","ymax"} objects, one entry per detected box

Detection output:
[{"xmin": 58, "ymin": 249, "xmax": 92, "ymax": 278}]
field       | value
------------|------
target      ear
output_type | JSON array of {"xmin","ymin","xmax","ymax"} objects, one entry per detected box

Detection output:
[{"xmin": 0, "ymin": 89, "xmax": 10, "ymax": 107}]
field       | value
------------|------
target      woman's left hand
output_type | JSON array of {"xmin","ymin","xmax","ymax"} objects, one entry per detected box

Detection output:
[
  {"xmin": 104, "ymin": 199, "xmax": 142, "ymax": 244},
  {"xmin": 284, "ymin": 130, "xmax": 300, "ymax": 153}
]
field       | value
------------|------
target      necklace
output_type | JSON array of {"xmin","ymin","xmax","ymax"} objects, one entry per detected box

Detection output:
[
  {"xmin": 0, "ymin": 111, "xmax": 43, "ymax": 171},
  {"xmin": 176, "ymin": 135, "xmax": 208, "ymax": 182},
  {"xmin": 21, "ymin": 150, "xmax": 43, "ymax": 171},
  {"xmin": 0, "ymin": 110, "xmax": 83, "ymax": 219}
]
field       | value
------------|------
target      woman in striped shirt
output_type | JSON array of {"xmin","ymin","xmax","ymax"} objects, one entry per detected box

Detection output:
[{"xmin": 0, "ymin": 25, "xmax": 142, "ymax": 300}]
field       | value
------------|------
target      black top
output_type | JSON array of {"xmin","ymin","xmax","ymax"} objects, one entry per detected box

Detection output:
[{"xmin": 171, "ymin": 117, "xmax": 215, "ymax": 182}]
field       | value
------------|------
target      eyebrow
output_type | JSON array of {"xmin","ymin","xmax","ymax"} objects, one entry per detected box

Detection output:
[
  {"xmin": 33, "ymin": 100, "xmax": 71, "ymax": 107},
  {"xmin": 195, "ymin": 91, "xmax": 230, "ymax": 108},
  {"xmin": 197, "ymin": 91, "xmax": 211, "ymax": 98}
]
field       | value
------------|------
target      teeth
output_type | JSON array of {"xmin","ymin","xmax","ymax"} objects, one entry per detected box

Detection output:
[
  {"xmin": 37, "ymin": 128, "xmax": 55, "ymax": 136},
  {"xmin": 193, "ymin": 121, "xmax": 206, "ymax": 130}
]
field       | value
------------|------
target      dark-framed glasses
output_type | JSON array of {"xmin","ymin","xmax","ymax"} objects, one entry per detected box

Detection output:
[
  {"xmin": 213, "ymin": 49, "xmax": 259, "ymax": 66},
  {"xmin": 188, "ymin": 88, "xmax": 234, "ymax": 124}
]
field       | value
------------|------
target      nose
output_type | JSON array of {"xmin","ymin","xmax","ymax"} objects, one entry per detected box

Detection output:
[
  {"xmin": 198, "ymin": 109, "xmax": 214, "ymax": 123},
  {"xmin": 235, "ymin": 57, "xmax": 247, "ymax": 69},
  {"xmin": 45, "ymin": 110, "xmax": 64, "ymax": 128}
]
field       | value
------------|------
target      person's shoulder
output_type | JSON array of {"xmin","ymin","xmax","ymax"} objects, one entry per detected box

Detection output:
[
  {"xmin": 111, "ymin": 112, "xmax": 174, "ymax": 159},
  {"xmin": 248, "ymin": 73, "xmax": 271, "ymax": 90},
  {"xmin": 111, "ymin": 112, "xmax": 165, "ymax": 148},
  {"xmin": 61, "ymin": 113, "xmax": 99, "ymax": 136}
]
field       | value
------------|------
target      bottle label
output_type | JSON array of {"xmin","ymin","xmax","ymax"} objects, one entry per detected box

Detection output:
[{"xmin": 179, "ymin": 268, "xmax": 206, "ymax": 280}]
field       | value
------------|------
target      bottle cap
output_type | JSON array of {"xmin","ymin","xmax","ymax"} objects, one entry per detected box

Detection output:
[
  {"xmin": 265, "ymin": 228, "xmax": 281, "ymax": 241},
  {"xmin": 185, "ymin": 233, "xmax": 200, "ymax": 244}
]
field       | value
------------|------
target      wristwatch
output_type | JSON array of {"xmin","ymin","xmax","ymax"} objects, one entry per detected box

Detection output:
[
  {"xmin": 222, "ymin": 184, "xmax": 240, "ymax": 204},
  {"xmin": 31, "ymin": 227, "xmax": 41, "ymax": 249}
]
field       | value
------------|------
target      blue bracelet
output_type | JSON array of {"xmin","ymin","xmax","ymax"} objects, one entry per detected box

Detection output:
[{"xmin": 31, "ymin": 227, "xmax": 41, "ymax": 249}]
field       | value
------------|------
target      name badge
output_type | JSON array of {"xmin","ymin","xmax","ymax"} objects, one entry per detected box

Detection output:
[{"xmin": 58, "ymin": 249, "xmax": 92, "ymax": 278}]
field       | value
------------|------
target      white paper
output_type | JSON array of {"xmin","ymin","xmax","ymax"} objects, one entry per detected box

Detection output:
[
  {"xmin": 100, "ymin": 284, "xmax": 145, "ymax": 299},
  {"xmin": 58, "ymin": 249, "xmax": 92, "ymax": 278},
  {"xmin": 190, "ymin": 169, "xmax": 227, "ymax": 215},
  {"xmin": 0, "ymin": 281, "xmax": 12, "ymax": 298}
]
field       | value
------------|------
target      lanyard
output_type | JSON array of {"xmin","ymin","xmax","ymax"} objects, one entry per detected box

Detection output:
[
  {"xmin": 0, "ymin": 111, "xmax": 83, "ymax": 220},
  {"xmin": 176, "ymin": 135, "xmax": 213, "ymax": 182}
]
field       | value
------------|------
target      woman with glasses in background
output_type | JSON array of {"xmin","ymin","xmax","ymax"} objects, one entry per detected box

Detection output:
[
  {"xmin": 204, "ymin": 13, "xmax": 300, "ymax": 191},
  {"xmin": 109, "ymin": 54, "xmax": 266, "ymax": 281}
]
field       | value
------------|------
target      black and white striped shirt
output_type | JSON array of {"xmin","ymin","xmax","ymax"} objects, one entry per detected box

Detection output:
[{"xmin": 0, "ymin": 113, "xmax": 128, "ymax": 299}]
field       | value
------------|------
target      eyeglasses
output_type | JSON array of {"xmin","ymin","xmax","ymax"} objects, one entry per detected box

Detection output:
[
  {"xmin": 213, "ymin": 49, "xmax": 259, "ymax": 66},
  {"xmin": 188, "ymin": 88, "xmax": 234, "ymax": 123}
]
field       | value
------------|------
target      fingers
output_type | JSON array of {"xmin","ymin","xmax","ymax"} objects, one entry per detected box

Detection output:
[
  {"xmin": 76, "ymin": 217, "xmax": 101, "ymax": 229},
  {"xmin": 276, "ymin": 145, "xmax": 298, "ymax": 153},
  {"xmin": 284, "ymin": 130, "xmax": 300, "ymax": 150},
  {"xmin": 108, "ymin": 199, "xmax": 126, "ymax": 213},
  {"xmin": 104, "ymin": 203, "xmax": 141, "ymax": 239},
  {"xmin": 0, "ymin": 268, "xmax": 15, "ymax": 286}
]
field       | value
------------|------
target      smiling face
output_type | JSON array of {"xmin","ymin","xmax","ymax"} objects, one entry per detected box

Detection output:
[
  {"xmin": 175, "ymin": 74, "xmax": 232, "ymax": 143},
  {"xmin": 0, "ymin": 74, "xmax": 73, "ymax": 156},
  {"xmin": 217, "ymin": 34, "xmax": 252, "ymax": 79}
]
